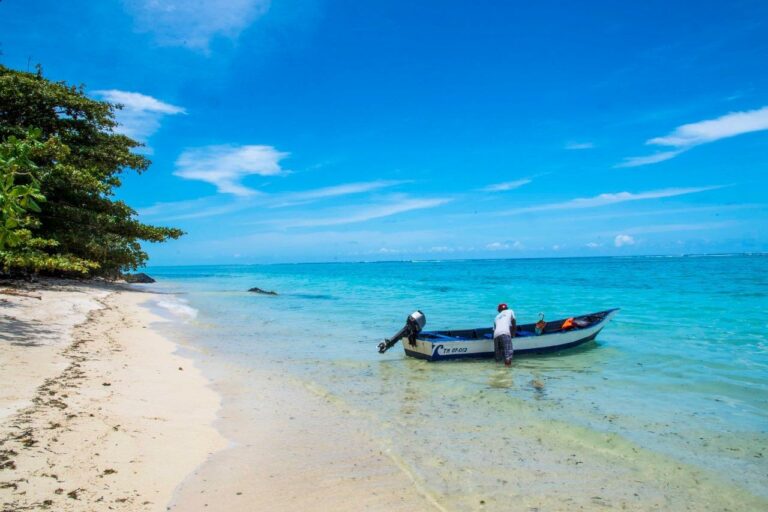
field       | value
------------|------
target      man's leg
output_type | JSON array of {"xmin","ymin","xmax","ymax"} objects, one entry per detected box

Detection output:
[
  {"xmin": 503, "ymin": 335, "xmax": 514, "ymax": 366},
  {"xmin": 494, "ymin": 336, "xmax": 503, "ymax": 362}
]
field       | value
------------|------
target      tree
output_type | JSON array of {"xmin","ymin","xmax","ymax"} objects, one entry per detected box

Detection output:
[
  {"xmin": 0, "ymin": 64, "xmax": 183, "ymax": 276},
  {"xmin": 0, "ymin": 129, "xmax": 46, "ymax": 250},
  {"xmin": 0, "ymin": 129, "xmax": 97, "ymax": 274}
]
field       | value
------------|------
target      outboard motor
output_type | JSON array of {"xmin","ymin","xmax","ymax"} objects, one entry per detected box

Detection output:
[{"xmin": 378, "ymin": 310, "xmax": 426, "ymax": 353}]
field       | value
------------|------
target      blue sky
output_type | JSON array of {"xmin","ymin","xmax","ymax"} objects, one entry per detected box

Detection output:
[{"xmin": 1, "ymin": 0, "xmax": 767, "ymax": 264}]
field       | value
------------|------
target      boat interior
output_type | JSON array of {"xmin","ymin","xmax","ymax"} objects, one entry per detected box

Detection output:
[{"xmin": 419, "ymin": 309, "xmax": 616, "ymax": 341}]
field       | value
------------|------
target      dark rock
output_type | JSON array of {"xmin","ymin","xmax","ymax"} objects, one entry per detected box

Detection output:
[
  {"xmin": 123, "ymin": 273, "xmax": 156, "ymax": 283},
  {"xmin": 248, "ymin": 287, "xmax": 277, "ymax": 295}
]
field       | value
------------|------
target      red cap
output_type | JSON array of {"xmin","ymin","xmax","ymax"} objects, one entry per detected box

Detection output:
[{"xmin": 497, "ymin": 303, "xmax": 508, "ymax": 312}]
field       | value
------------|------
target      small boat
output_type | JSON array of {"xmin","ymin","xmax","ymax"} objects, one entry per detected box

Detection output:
[{"xmin": 378, "ymin": 309, "xmax": 619, "ymax": 361}]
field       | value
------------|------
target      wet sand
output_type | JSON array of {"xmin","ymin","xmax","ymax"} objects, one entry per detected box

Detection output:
[{"xmin": 169, "ymin": 364, "xmax": 438, "ymax": 511}]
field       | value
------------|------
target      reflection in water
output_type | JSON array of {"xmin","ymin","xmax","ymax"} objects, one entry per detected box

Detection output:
[{"xmin": 487, "ymin": 367, "xmax": 515, "ymax": 389}]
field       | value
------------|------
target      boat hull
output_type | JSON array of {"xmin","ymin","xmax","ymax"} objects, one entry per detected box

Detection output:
[{"xmin": 402, "ymin": 309, "xmax": 618, "ymax": 362}]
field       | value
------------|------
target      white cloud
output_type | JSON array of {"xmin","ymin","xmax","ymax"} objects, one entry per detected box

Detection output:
[
  {"xmin": 485, "ymin": 241, "xmax": 523, "ymax": 251},
  {"xmin": 614, "ymin": 234, "xmax": 635, "ymax": 247},
  {"xmin": 648, "ymin": 106, "xmax": 768, "ymax": 148},
  {"xmin": 282, "ymin": 197, "xmax": 451, "ymax": 228},
  {"xmin": 618, "ymin": 106, "xmax": 768, "ymax": 167},
  {"xmin": 377, "ymin": 247, "xmax": 402, "ymax": 254},
  {"xmin": 427, "ymin": 245, "xmax": 477, "ymax": 254},
  {"xmin": 428, "ymin": 246, "xmax": 454, "ymax": 253},
  {"xmin": 370, "ymin": 244, "xmax": 476, "ymax": 256},
  {"xmin": 565, "ymin": 142, "xmax": 594, "ymax": 150},
  {"xmin": 124, "ymin": 0, "xmax": 270, "ymax": 51},
  {"xmin": 137, "ymin": 196, "xmax": 219, "ymax": 217},
  {"xmin": 137, "ymin": 195, "xmax": 262, "ymax": 221},
  {"xmin": 549, "ymin": 203, "xmax": 765, "ymax": 224},
  {"xmin": 271, "ymin": 180, "xmax": 407, "ymax": 207},
  {"xmin": 164, "ymin": 202, "xmax": 254, "ymax": 221},
  {"xmin": 174, "ymin": 144, "xmax": 288, "ymax": 196},
  {"xmin": 500, "ymin": 185, "xmax": 722, "ymax": 215},
  {"xmin": 615, "ymin": 150, "xmax": 684, "ymax": 168},
  {"xmin": 585, "ymin": 242, "xmax": 602, "ymax": 248},
  {"xmin": 94, "ymin": 89, "xmax": 185, "ymax": 142},
  {"xmin": 136, "ymin": 181, "xmax": 413, "ymax": 222},
  {"xmin": 480, "ymin": 179, "xmax": 532, "ymax": 192},
  {"xmin": 95, "ymin": 90, "xmax": 185, "ymax": 114}
]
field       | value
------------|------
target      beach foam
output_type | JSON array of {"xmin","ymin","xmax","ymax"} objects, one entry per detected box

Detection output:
[{"xmin": 152, "ymin": 297, "xmax": 199, "ymax": 320}]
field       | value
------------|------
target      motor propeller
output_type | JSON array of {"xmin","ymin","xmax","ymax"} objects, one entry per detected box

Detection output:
[{"xmin": 378, "ymin": 310, "xmax": 426, "ymax": 353}]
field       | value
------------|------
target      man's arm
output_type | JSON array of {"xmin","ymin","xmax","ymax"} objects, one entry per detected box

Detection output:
[{"xmin": 510, "ymin": 317, "xmax": 517, "ymax": 337}]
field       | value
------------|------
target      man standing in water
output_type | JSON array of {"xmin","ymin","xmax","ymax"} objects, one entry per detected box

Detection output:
[{"xmin": 494, "ymin": 303, "xmax": 516, "ymax": 366}]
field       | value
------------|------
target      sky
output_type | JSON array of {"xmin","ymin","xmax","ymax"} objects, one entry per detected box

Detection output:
[{"xmin": 1, "ymin": 0, "xmax": 767, "ymax": 264}]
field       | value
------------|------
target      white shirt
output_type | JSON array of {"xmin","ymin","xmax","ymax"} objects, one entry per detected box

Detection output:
[{"xmin": 493, "ymin": 309, "xmax": 516, "ymax": 338}]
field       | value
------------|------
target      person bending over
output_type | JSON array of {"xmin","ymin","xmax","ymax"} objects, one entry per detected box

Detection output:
[{"xmin": 493, "ymin": 303, "xmax": 516, "ymax": 367}]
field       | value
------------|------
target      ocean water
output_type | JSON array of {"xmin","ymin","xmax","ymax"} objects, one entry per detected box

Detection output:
[{"xmin": 146, "ymin": 255, "xmax": 768, "ymax": 510}]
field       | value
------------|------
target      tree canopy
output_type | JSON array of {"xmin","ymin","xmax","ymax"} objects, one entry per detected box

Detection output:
[{"xmin": 0, "ymin": 64, "xmax": 182, "ymax": 276}]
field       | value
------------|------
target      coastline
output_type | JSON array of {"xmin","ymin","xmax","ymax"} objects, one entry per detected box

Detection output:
[
  {"xmin": 0, "ymin": 282, "xmax": 226, "ymax": 511},
  {"xmin": 3, "ymin": 269, "xmax": 766, "ymax": 511},
  {"xmin": 1, "ymin": 281, "xmax": 437, "ymax": 511}
]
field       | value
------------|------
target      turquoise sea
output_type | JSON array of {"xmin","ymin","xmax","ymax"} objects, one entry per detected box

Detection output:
[{"xmin": 147, "ymin": 255, "xmax": 768, "ymax": 510}]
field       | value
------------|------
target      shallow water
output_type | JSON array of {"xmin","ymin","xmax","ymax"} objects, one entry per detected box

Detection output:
[{"xmin": 146, "ymin": 255, "xmax": 768, "ymax": 509}]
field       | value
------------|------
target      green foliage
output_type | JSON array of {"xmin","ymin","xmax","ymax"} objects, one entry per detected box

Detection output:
[
  {"xmin": 0, "ymin": 64, "xmax": 183, "ymax": 276},
  {"xmin": 0, "ymin": 129, "xmax": 47, "ymax": 249},
  {"xmin": 0, "ymin": 129, "xmax": 99, "ymax": 274}
]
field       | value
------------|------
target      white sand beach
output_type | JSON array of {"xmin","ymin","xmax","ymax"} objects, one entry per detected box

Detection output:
[
  {"xmin": 0, "ymin": 282, "xmax": 225, "ymax": 510},
  {"xmin": 0, "ymin": 281, "xmax": 435, "ymax": 511}
]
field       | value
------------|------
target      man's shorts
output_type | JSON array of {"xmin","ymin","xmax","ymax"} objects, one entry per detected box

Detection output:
[{"xmin": 494, "ymin": 334, "xmax": 514, "ymax": 362}]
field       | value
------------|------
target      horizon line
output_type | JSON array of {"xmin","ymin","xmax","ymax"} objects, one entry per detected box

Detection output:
[{"xmin": 142, "ymin": 251, "xmax": 768, "ymax": 269}]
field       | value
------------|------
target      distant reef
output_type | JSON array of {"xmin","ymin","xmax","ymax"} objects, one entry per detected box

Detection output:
[{"xmin": 248, "ymin": 287, "xmax": 277, "ymax": 295}]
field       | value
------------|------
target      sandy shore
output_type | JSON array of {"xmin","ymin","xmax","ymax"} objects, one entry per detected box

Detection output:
[
  {"xmin": 1, "ymin": 281, "xmax": 436, "ymax": 512},
  {"xmin": 0, "ymin": 282, "xmax": 225, "ymax": 511}
]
